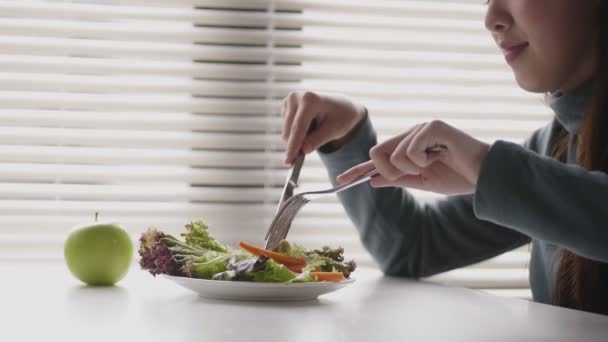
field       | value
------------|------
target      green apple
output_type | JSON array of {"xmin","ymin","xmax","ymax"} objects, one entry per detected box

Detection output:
[{"xmin": 64, "ymin": 214, "xmax": 133, "ymax": 286}]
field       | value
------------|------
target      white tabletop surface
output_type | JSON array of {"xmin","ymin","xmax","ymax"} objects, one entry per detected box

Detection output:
[{"xmin": 3, "ymin": 261, "xmax": 608, "ymax": 342}]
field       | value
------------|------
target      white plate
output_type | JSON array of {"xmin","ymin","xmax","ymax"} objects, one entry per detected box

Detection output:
[{"xmin": 163, "ymin": 274, "xmax": 355, "ymax": 301}]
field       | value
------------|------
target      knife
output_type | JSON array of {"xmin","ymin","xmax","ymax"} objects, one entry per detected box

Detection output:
[{"xmin": 264, "ymin": 153, "xmax": 305, "ymax": 249}]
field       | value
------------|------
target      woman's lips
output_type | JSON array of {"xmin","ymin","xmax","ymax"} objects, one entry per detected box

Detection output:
[{"xmin": 501, "ymin": 42, "xmax": 529, "ymax": 64}]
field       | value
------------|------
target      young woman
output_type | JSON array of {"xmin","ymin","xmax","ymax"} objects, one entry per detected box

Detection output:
[{"xmin": 280, "ymin": 0, "xmax": 608, "ymax": 315}]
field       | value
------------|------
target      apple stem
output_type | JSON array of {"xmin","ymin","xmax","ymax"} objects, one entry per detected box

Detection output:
[{"xmin": 95, "ymin": 212, "xmax": 99, "ymax": 222}]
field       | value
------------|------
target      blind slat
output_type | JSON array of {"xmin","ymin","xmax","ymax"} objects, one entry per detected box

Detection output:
[
  {"xmin": 0, "ymin": 0, "xmax": 484, "ymax": 22},
  {"xmin": 0, "ymin": 19, "xmax": 495, "ymax": 53},
  {"xmin": 0, "ymin": 128, "xmax": 532, "ymax": 150},
  {"xmin": 0, "ymin": 91, "xmax": 550, "ymax": 119},
  {"xmin": 0, "ymin": 200, "xmax": 348, "ymax": 218},
  {"xmin": 0, "ymin": 37, "xmax": 514, "ymax": 76},
  {"xmin": 0, "ymin": 182, "xmax": 440, "ymax": 205},
  {"xmin": 0, "ymin": 54, "xmax": 506, "ymax": 77},
  {"xmin": 0, "ymin": 73, "xmax": 545, "ymax": 105},
  {"xmin": 108, "ymin": 0, "xmax": 485, "ymax": 18}
]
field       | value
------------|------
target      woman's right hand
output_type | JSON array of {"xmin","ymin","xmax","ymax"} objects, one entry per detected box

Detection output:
[{"xmin": 281, "ymin": 91, "xmax": 367, "ymax": 165}]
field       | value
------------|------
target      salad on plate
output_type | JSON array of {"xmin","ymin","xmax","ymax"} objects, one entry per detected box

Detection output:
[{"xmin": 139, "ymin": 220, "xmax": 356, "ymax": 283}]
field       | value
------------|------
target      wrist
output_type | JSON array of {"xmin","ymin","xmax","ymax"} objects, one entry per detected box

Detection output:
[
  {"xmin": 471, "ymin": 141, "xmax": 491, "ymax": 185},
  {"xmin": 327, "ymin": 106, "xmax": 368, "ymax": 150}
]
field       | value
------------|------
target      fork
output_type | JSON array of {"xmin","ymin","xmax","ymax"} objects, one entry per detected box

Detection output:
[
  {"xmin": 264, "ymin": 143, "xmax": 448, "ymax": 250},
  {"xmin": 264, "ymin": 169, "xmax": 378, "ymax": 250}
]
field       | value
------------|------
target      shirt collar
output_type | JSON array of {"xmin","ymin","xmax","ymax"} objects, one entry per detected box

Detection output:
[{"xmin": 548, "ymin": 79, "xmax": 595, "ymax": 134}]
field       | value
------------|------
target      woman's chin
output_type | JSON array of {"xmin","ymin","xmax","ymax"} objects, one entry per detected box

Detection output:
[{"xmin": 513, "ymin": 72, "xmax": 552, "ymax": 94}]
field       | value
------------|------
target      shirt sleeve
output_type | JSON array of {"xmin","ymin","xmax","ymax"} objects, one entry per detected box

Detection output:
[
  {"xmin": 474, "ymin": 139, "xmax": 608, "ymax": 263},
  {"xmin": 318, "ymin": 116, "xmax": 530, "ymax": 277}
]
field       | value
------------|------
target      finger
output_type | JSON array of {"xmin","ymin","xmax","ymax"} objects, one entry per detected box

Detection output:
[
  {"xmin": 371, "ymin": 148, "xmax": 402, "ymax": 181},
  {"xmin": 369, "ymin": 174, "xmax": 424, "ymax": 189},
  {"xmin": 395, "ymin": 174, "xmax": 426, "ymax": 189},
  {"xmin": 281, "ymin": 94, "xmax": 298, "ymax": 142},
  {"xmin": 390, "ymin": 124, "xmax": 425, "ymax": 175},
  {"xmin": 285, "ymin": 101, "xmax": 314, "ymax": 165},
  {"xmin": 408, "ymin": 121, "xmax": 446, "ymax": 168},
  {"xmin": 337, "ymin": 160, "xmax": 375, "ymax": 184},
  {"xmin": 302, "ymin": 119, "xmax": 334, "ymax": 154},
  {"xmin": 370, "ymin": 130, "xmax": 416, "ymax": 182},
  {"xmin": 368, "ymin": 174, "xmax": 395, "ymax": 188}
]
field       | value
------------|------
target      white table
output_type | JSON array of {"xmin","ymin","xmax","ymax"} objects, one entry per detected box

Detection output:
[{"xmin": 3, "ymin": 262, "xmax": 608, "ymax": 342}]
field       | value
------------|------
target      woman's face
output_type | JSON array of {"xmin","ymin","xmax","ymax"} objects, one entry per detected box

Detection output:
[{"xmin": 485, "ymin": 0, "xmax": 599, "ymax": 93}]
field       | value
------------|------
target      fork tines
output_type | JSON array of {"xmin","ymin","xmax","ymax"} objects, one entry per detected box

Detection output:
[{"xmin": 265, "ymin": 195, "xmax": 310, "ymax": 250}]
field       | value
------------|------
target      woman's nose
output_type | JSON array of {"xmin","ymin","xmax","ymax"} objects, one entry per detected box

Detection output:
[{"xmin": 484, "ymin": 1, "xmax": 512, "ymax": 33}]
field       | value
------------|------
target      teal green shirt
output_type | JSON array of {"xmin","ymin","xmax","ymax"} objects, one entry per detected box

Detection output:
[{"xmin": 318, "ymin": 80, "xmax": 608, "ymax": 305}]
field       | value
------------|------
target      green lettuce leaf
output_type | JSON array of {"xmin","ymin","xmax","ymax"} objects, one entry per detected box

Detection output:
[
  {"xmin": 288, "ymin": 271, "xmax": 314, "ymax": 283},
  {"xmin": 181, "ymin": 220, "xmax": 228, "ymax": 253},
  {"xmin": 275, "ymin": 240, "xmax": 356, "ymax": 278},
  {"xmin": 181, "ymin": 252, "xmax": 233, "ymax": 279},
  {"xmin": 252, "ymin": 259, "xmax": 297, "ymax": 283}
]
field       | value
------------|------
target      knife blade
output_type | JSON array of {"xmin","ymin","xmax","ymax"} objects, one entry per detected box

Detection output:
[
  {"xmin": 264, "ymin": 120, "xmax": 316, "ymax": 249},
  {"xmin": 264, "ymin": 153, "xmax": 305, "ymax": 249}
]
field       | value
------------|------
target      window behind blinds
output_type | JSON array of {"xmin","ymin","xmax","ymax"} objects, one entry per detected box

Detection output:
[{"xmin": 0, "ymin": 0, "xmax": 552, "ymax": 298}]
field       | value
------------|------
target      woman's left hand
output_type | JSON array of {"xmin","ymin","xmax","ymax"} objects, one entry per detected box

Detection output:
[{"xmin": 337, "ymin": 120, "xmax": 491, "ymax": 195}]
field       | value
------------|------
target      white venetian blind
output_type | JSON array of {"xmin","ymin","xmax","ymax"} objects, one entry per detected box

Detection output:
[{"xmin": 0, "ymin": 0, "xmax": 552, "ymax": 298}]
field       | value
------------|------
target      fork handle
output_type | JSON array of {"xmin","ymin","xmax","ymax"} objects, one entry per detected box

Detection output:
[{"xmin": 333, "ymin": 170, "xmax": 379, "ymax": 193}]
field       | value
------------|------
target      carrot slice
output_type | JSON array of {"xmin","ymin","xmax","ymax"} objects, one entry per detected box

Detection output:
[
  {"xmin": 310, "ymin": 272, "xmax": 344, "ymax": 282},
  {"xmin": 239, "ymin": 241, "xmax": 306, "ymax": 267}
]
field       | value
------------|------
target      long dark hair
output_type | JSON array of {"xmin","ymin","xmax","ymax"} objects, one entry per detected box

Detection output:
[{"xmin": 553, "ymin": 2, "xmax": 608, "ymax": 315}]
